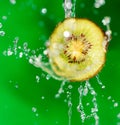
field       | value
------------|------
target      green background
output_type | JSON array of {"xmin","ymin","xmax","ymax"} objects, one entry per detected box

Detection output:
[{"xmin": 0, "ymin": 0, "xmax": 120, "ymax": 125}]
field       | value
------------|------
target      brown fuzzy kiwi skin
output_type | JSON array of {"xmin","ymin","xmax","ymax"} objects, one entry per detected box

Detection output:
[{"xmin": 48, "ymin": 18, "xmax": 107, "ymax": 82}]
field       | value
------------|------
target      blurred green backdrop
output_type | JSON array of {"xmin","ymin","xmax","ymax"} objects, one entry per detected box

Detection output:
[{"xmin": 0, "ymin": 0, "xmax": 120, "ymax": 125}]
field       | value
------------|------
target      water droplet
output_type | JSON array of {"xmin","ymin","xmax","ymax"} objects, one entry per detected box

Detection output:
[
  {"xmin": 15, "ymin": 84, "xmax": 19, "ymax": 89},
  {"xmin": 107, "ymin": 96, "xmax": 111, "ymax": 100},
  {"xmin": 19, "ymin": 52, "xmax": 23, "ymax": 58},
  {"xmin": 23, "ymin": 42, "xmax": 28, "ymax": 49},
  {"xmin": 29, "ymin": 58, "xmax": 33, "ymax": 64},
  {"xmin": 68, "ymin": 85, "xmax": 73, "ymax": 89},
  {"xmin": 13, "ymin": 37, "xmax": 19, "ymax": 44},
  {"xmin": 0, "ymin": 30, "xmax": 5, "ymax": 36},
  {"xmin": 32, "ymin": 107, "xmax": 37, "ymax": 112},
  {"xmin": 55, "ymin": 80, "xmax": 66, "ymax": 98},
  {"xmin": 43, "ymin": 49, "xmax": 48, "ymax": 55},
  {"xmin": 83, "ymin": 87, "xmax": 88, "ymax": 96},
  {"xmin": 64, "ymin": 99, "xmax": 67, "ymax": 103},
  {"xmin": 112, "ymin": 99, "xmax": 115, "ymax": 102},
  {"xmin": 114, "ymin": 102, "xmax": 118, "ymax": 107},
  {"xmin": 68, "ymin": 101, "xmax": 72, "ymax": 107},
  {"xmin": 36, "ymin": 75, "xmax": 40, "ymax": 83},
  {"xmin": 9, "ymin": 80, "xmax": 13, "ymax": 83},
  {"xmin": 58, "ymin": 88, "xmax": 64, "ymax": 94},
  {"xmin": 96, "ymin": 75, "xmax": 106, "ymax": 89},
  {"xmin": 55, "ymin": 94, "xmax": 60, "ymax": 98},
  {"xmin": 10, "ymin": 0, "xmax": 16, "ymax": 5},
  {"xmin": 63, "ymin": 31, "xmax": 71, "ymax": 38},
  {"xmin": 102, "ymin": 16, "xmax": 111, "ymax": 26},
  {"xmin": 18, "ymin": 46, "xmax": 21, "ymax": 49},
  {"xmin": 91, "ymin": 107, "xmax": 98, "ymax": 113},
  {"xmin": 105, "ymin": 30, "xmax": 112, "ymax": 37},
  {"xmin": 117, "ymin": 122, "xmax": 120, "ymax": 125},
  {"xmin": 46, "ymin": 74, "xmax": 51, "ymax": 80},
  {"xmin": 7, "ymin": 49, "xmax": 13, "ymax": 56},
  {"xmin": 101, "ymin": 85, "xmax": 105, "ymax": 89},
  {"xmin": 3, "ymin": 50, "xmax": 7, "ymax": 56},
  {"xmin": 86, "ymin": 103, "xmax": 90, "ymax": 106},
  {"xmin": 45, "ymin": 40, "xmax": 50, "ymax": 47},
  {"xmin": 2, "ymin": 16, "xmax": 7, "ymax": 20},
  {"xmin": 64, "ymin": 1, "xmax": 72, "ymax": 10},
  {"xmin": 117, "ymin": 113, "xmax": 120, "ymax": 119},
  {"xmin": 94, "ymin": 0, "xmax": 105, "ymax": 8},
  {"xmin": 91, "ymin": 90, "xmax": 96, "ymax": 95},
  {"xmin": 41, "ymin": 96, "xmax": 45, "ymax": 100},
  {"xmin": 41, "ymin": 8, "xmax": 47, "ymax": 14},
  {"xmin": 35, "ymin": 113, "xmax": 39, "ymax": 117}
]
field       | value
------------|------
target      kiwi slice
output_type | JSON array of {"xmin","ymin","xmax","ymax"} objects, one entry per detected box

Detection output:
[{"xmin": 48, "ymin": 18, "xmax": 107, "ymax": 81}]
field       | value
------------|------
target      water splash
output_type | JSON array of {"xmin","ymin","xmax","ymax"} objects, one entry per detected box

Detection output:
[
  {"xmin": 77, "ymin": 81, "xmax": 99, "ymax": 124},
  {"xmin": 63, "ymin": 0, "xmax": 76, "ymax": 18},
  {"xmin": 96, "ymin": 75, "xmax": 119, "ymax": 109},
  {"xmin": 96, "ymin": 74, "xmax": 105, "ymax": 89},
  {"xmin": 102, "ymin": 16, "xmax": 112, "ymax": 42},
  {"xmin": 55, "ymin": 81, "xmax": 73, "ymax": 125},
  {"xmin": 2, "ymin": 0, "xmax": 119, "ymax": 125},
  {"xmin": 67, "ymin": 85, "xmax": 73, "ymax": 125},
  {"xmin": 55, "ymin": 80, "xmax": 66, "ymax": 98},
  {"xmin": 77, "ymin": 85, "xmax": 86, "ymax": 122},
  {"xmin": 29, "ymin": 54, "xmax": 65, "ymax": 81},
  {"xmin": 94, "ymin": 0, "xmax": 105, "ymax": 8}
]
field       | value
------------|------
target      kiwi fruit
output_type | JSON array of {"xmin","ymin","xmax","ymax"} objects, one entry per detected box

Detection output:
[{"xmin": 48, "ymin": 18, "xmax": 108, "ymax": 81}]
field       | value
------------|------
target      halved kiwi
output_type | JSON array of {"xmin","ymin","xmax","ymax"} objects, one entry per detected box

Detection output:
[{"xmin": 48, "ymin": 18, "xmax": 108, "ymax": 81}]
